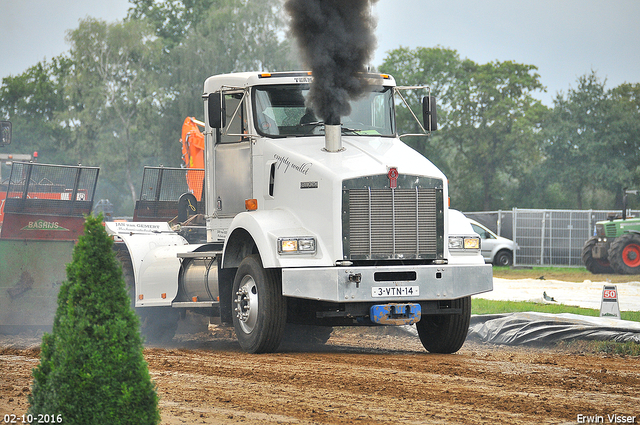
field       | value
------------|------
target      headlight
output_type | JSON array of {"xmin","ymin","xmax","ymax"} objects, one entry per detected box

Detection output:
[
  {"xmin": 448, "ymin": 236, "xmax": 480, "ymax": 251},
  {"xmin": 449, "ymin": 236, "xmax": 464, "ymax": 249},
  {"xmin": 277, "ymin": 237, "xmax": 316, "ymax": 254}
]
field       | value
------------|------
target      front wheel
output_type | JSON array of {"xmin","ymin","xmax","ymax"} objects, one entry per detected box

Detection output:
[
  {"xmin": 416, "ymin": 296, "xmax": 471, "ymax": 354},
  {"xmin": 609, "ymin": 234, "xmax": 640, "ymax": 274},
  {"xmin": 493, "ymin": 250, "xmax": 513, "ymax": 267},
  {"xmin": 232, "ymin": 254, "xmax": 286, "ymax": 353},
  {"xmin": 582, "ymin": 236, "xmax": 613, "ymax": 274}
]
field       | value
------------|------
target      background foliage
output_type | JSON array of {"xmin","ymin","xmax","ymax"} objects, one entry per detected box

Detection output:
[{"xmin": 1, "ymin": 0, "xmax": 639, "ymax": 215}]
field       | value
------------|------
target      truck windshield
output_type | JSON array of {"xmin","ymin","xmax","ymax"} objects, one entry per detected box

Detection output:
[{"xmin": 253, "ymin": 85, "xmax": 395, "ymax": 137}]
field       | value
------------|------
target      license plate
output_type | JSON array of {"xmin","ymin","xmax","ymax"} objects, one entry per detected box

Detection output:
[{"xmin": 371, "ymin": 286, "xmax": 419, "ymax": 297}]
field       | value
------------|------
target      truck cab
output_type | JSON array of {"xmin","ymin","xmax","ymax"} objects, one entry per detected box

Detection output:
[{"xmin": 108, "ymin": 71, "xmax": 493, "ymax": 353}]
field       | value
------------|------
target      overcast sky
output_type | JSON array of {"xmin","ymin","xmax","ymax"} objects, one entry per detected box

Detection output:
[{"xmin": 2, "ymin": 0, "xmax": 639, "ymax": 106}]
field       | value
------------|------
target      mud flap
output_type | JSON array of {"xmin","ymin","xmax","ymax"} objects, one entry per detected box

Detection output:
[{"xmin": 370, "ymin": 303, "xmax": 421, "ymax": 325}]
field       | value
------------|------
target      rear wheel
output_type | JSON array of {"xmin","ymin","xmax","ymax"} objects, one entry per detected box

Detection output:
[
  {"xmin": 416, "ymin": 296, "xmax": 471, "ymax": 354},
  {"xmin": 138, "ymin": 307, "xmax": 180, "ymax": 344},
  {"xmin": 582, "ymin": 236, "xmax": 613, "ymax": 274},
  {"xmin": 232, "ymin": 254, "xmax": 286, "ymax": 353},
  {"xmin": 609, "ymin": 233, "xmax": 640, "ymax": 274}
]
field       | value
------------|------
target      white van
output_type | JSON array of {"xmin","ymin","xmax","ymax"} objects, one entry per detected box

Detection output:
[{"xmin": 468, "ymin": 219, "xmax": 517, "ymax": 267}]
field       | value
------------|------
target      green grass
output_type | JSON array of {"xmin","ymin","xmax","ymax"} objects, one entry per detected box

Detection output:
[
  {"xmin": 471, "ymin": 298, "xmax": 640, "ymax": 322},
  {"xmin": 492, "ymin": 265, "xmax": 640, "ymax": 284},
  {"xmin": 555, "ymin": 340, "xmax": 640, "ymax": 356},
  {"xmin": 494, "ymin": 265, "xmax": 592, "ymax": 277}
]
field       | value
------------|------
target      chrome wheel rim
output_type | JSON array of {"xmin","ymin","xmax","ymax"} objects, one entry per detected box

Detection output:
[{"xmin": 235, "ymin": 275, "xmax": 258, "ymax": 334}]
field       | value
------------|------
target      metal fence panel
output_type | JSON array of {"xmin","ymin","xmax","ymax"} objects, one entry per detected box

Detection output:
[
  {"xmin": 465, "ymin": 208, "xmax": 640, "ymax": 267},
  {"xmin": 139, "ymin": 166, "xmax": 204, "ymax": 201}
]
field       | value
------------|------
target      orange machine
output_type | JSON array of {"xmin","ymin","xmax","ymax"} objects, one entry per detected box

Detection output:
[{"xmin": 181, "ymin": 117, "xmax": 205, "ymax": 201}]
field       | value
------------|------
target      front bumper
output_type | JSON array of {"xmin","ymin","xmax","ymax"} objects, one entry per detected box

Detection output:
[{"xmin": 281, "ymin": 263, "xmax": 493, "ymax": 303}]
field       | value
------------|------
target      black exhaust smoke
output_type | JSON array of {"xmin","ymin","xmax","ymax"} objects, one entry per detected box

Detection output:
[{"xmin": 284, "ymin": 0, "xmax": 379, "ymax": 125}]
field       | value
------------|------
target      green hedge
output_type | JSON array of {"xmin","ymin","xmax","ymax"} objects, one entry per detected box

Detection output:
[{"xmin": 29, "ymin": 215, "xmax": 160, "ymax": 424}]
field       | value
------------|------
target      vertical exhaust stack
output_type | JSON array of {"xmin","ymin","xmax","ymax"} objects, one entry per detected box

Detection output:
[{"xmin": 324, "ymin": 123, "xmax": 342, "ymax": 152}]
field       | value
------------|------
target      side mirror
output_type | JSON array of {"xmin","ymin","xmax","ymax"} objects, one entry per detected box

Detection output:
[
  {"xmin": 1, "ymin": 121, "xmax": 11, "ymax": 146},
  {"xmin": 422, "ymin": 96, "xmax": 437, "ymax": 132},
  {"xmin": 207, "ymin": 92, "xmax": 226, "ymax": 129}
]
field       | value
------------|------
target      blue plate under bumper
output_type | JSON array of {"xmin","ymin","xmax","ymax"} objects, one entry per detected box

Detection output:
[{"xmin": 370, "ymin": 303, "xmax": 421, "ymax": 325}]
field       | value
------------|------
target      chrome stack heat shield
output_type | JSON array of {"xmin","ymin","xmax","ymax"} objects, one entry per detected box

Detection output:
[{"xmin": 324, "ymin": 124, "xmax": 342, "ymax": 152}]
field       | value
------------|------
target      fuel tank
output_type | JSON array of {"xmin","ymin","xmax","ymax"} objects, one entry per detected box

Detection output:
[{"xmin": 177, "ymin": 257, "xmax": 220, "ymax": 302}]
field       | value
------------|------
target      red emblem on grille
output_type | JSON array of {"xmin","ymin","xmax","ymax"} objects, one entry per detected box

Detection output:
[{"xmin": 388, "ymin": 167, "xmax": 398, "ymax": 189}]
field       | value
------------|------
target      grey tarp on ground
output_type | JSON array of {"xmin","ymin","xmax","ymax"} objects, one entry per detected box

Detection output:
[{"xmin": 466, "ymin": 312, "xmax": 640, "ymax": 345}]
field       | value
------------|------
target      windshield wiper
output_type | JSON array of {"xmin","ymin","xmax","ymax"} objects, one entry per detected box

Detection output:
[
  {"xmin": 300, "ymin": 121, "xmax": 323, "ymax": 127},
  {"xmin": 297, "ymin": 122, "xmax": 364, "ymax": 136},
  {"xmin": 299, "ymin": 121, "xmax": 324, "ymax": 136},
  {"xmin": 341, "ymin": 126, "xmax": 364, "ymax": 135}
]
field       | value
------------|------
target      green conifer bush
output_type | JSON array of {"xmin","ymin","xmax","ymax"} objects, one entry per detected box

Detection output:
[{"xmin": 29, "ymin": 214, "xmax": 160, "ymax": 424}]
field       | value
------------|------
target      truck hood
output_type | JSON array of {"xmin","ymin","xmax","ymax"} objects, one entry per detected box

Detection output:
[
  {"xmin": 265, "ymin": 135, "xmax": 446, "ymax": 182},
  {"xmin": 260, "ymin": 134, "xmax": 448, "ymax": 266}
]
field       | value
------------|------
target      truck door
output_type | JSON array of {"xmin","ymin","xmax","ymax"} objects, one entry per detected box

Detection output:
[{"xmin": 215, "ymin": 92, "xmax": 252, "ymax": 217}]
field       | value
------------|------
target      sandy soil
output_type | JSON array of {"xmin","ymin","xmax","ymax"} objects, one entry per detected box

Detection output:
[{"xmin": 1, "ymin": 325, "xmax": 639, "ymax": 425}]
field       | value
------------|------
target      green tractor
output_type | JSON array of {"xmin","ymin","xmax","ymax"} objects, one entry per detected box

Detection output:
[{"xmin": 582, "ymin": 189, "xmax": 640, "ymax": 274}]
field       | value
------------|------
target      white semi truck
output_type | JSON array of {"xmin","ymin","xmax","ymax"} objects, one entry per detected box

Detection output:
[{"xmin": 106, "ymin": 71, "xmax": 493, "ymax": 353}]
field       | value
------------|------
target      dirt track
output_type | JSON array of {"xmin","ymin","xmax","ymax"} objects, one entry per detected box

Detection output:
[{"xmin": 1, "ymin": 326, "xmax": 639, "ymax": 425}]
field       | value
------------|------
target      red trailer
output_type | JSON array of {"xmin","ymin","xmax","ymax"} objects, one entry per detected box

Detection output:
[{"xmin": 0, "ymin": 162, "xmax": 99, "ymax": 333}]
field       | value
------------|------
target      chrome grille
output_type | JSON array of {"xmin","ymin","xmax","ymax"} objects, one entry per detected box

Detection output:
[{"xmin": 344, "ymin": 186, "xmax": 442, "ymax": 260}]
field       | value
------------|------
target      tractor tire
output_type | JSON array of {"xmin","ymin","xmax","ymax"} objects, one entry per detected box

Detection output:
[
  {"xmin": 232, "ymin": 254, "xmax": 287, "ymax": 353},
  {"xmin": 115, "ymin": 246, "xmax": 179, "ymax": 344},
  {"xmin": 582, "ymin": 236, "xmax": 613, "ymax": 274},
  {"xmin": 609, "ymin": 233, "xmax": 640, "ymax": 274},
  {"xmin": 416, "ymin": 296, "xmax": 471, "ymax": 354}
]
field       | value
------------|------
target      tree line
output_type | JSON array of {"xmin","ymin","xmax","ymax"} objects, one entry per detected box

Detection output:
[
  {"xmin": 1, "ymin": 0, "xmax": 639, "ymax": 215},
  {"xmin": 381, "ymin": 48, "xmax": 640, "ymax": 212}
]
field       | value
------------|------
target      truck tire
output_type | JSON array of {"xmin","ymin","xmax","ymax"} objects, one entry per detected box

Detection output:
[
  {"xmin": 609, "ymin": 233, "xmax": 640, "ymax": 274},
  {"xmin": 232, "ymin": 254, "xmax": 286, "ymax": 353},
  {"xmin": 416, "ymin": 296, "xmax": 471, "ymax": 354},
  {"xmin": 115, "ymin": 246, "xmax": 179, "ymax": 344},
  {"xmin": 138, "ymin": 307, "xmax": 180, "ymax": 344},
  {"xmin": 582, "ymin": 236, "xmax": 613, "ymax": 274},
  {"xmin": 493, "ymin": 250, "xmax": 513, "ymax": 267}
]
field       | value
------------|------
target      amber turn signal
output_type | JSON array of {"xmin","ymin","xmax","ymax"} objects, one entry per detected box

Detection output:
[{"xmin": 245, "ymin": 199, "xmax": 258, "ymax": 211}]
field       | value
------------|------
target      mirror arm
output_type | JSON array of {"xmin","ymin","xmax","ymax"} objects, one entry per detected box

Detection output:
[
  {"xmin": 394, "ymin": 88, "xmax": 427, "ymax": 134},
  {"xmin": 223, "ymin": 88, "xmax": 249, "ymax": 137}
]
